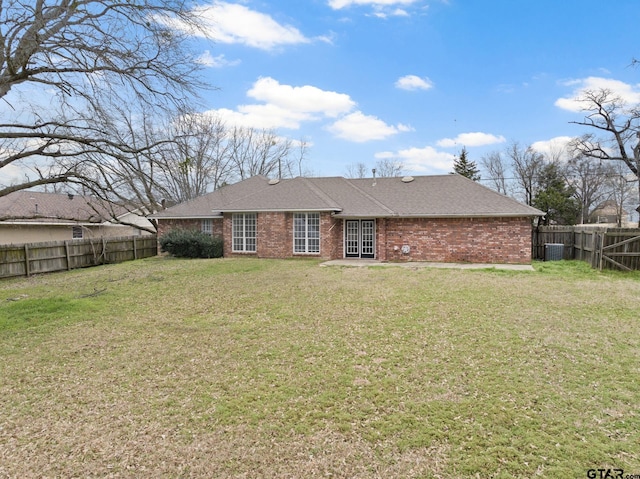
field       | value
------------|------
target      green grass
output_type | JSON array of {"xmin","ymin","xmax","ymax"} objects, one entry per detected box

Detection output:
[{"xmin": 0, "ymin": 258, "xmax": 639, "ymax": 478}]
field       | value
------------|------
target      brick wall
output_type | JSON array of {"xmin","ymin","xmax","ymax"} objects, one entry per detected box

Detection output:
[
  {"xmin": 223, "ymin": 212, "xmax": 341, "ymax": 259},
  {"xmin": 381, "ymin": 217, "xmax": 532, "ymax": 264},
  {"xmin": 322, "ymin": 214, "xmax": 343, "ymax": 259},
  {"xmin": 159, "ymin": 215, "xmax": 532, "ymax": 264},
  {"xmin": 257, "ymin": 211, "xmax": 289, "ymax": 258}
]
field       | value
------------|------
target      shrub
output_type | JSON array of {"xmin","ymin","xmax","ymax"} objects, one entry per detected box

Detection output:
[{"xmin": 159, "ymin": 229, "xmax": 223, "ymax": 258}]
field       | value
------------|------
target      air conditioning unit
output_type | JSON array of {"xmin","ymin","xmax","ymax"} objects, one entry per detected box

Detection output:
[{"xmin": 544, "ymin": 243, "xmax": 564, "ymax": 261}]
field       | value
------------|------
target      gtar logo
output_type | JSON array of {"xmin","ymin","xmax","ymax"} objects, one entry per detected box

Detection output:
[{"xmin": 587, "ymin": 469, "xmax": 624, "ymax": 479}]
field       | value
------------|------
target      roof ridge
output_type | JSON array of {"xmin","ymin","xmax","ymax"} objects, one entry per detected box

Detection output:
[
  {"xmin": 299, "ymin": 177, "xmax": 342, "ymax": 210},
  {"xmin": 214, "ymin": 175, "xmax": 272, "ymax": 209},
  {"xmin": 342, "ymin": 178, "xmax": 396, "ymax": 215}
]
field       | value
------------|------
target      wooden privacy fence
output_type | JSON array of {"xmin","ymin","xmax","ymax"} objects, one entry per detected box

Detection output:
[
  {"xmin": 0, "ymin": 235, "xmax": 157, "ymax": 279},
  {"xmin": 533, "ymin": 226, "xmax": 640, "ymax": 271}
]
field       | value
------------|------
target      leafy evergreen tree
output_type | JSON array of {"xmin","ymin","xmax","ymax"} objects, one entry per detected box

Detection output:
[
  {"xmin": 452, "ymin": 147, "xmax": 481, "ymax": 181},
  {"xmin": 532, "ymin": 163, "xmax": 580, "ymax": 225}
]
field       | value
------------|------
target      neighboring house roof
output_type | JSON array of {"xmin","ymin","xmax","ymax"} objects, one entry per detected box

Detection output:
[
  {"xmin": 0, "ymin": 190, "xmax": 128, "ymax": 225},
  {"xmin": 152, "ymin": 174, "xmax": 543, "ymax": 219},
  {"xmin": 591, "ymin": 199, "xmax": 627, "ymax": 217}
]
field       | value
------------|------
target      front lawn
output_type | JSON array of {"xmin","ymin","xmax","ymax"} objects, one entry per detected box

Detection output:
[{"xmin": 0, "ymin": 258, "xmax": 638, "ymax": 478}]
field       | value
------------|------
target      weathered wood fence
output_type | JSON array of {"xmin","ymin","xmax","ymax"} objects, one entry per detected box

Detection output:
[
  {"xmin": 533, "ymin": 226, "xmax": 640, "ymax": 271},
  {"xmin": 0, "ymin": 235, "xmax": 157, "ymax": 279}
]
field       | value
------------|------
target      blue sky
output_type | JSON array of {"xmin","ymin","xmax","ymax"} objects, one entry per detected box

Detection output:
[{"xmin": 185, "ymin": 0, "xmax": 640, "ymax": 177}]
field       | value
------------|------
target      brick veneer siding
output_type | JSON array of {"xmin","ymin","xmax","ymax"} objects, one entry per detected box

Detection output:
[
  {"xmin": 159, "ymin": 214, "xmax": 532, "ymax": 264},
  {"xmin": 380, "ymin": 217, "xmax": 532, "ymax": 264},
  {"xmin": 223, "ymin": 211, "xmax": 342, "ymax": 260}
]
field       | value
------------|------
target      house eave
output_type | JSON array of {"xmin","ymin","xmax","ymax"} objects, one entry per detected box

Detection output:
[
  {"xmin": 150, "ymin": 214, "xmax": 224, "ymax": 220},
  {"xmin": 220, "ymin": 207, "xmax": 342, "ymax": 214},
  {"xmin": 333, "ymin": 212, "xmax": 543, "ymax": 219},
  {"xmin": 0, "ymin": 220, "xmax": 103, "ymax": 226}
]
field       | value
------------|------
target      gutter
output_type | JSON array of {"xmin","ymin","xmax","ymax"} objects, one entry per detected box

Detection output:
[
  {"xmin": 332, "ymin": 213, "xmax": 544, "ymax": 219},
  {"xmin": 218, "ymin": 207, "xmax": 341, "ymax": 213}
]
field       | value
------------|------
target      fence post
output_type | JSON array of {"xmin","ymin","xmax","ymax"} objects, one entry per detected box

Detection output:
[
  {"xmin": 133, "ymin": 236, "xmax": 138, "ymax": 260},
  {"xmin": 24, "ymin": 244, "xmax": 30, "ymax": 277},
  {"xmin": 598, "ymin": 231, "xmax": 605, "ymax": 271},
  {"xmin": 65, "ymin": 241, "xmax": 71, "ymax": 270}
]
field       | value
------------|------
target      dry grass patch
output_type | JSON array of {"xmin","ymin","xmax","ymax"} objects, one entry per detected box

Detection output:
[{"xmin": 1, "ymin": 258, "xmax": 639, "ymax": 478}]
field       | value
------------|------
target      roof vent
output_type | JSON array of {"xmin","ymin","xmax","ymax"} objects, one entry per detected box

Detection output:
[
  {"xmin": 268, "ymin": 178, "xmax": 280, "ymax": 185},
  {"xmin": 401, "ymin": 176, "xmax": 414, "ymax": 183}
]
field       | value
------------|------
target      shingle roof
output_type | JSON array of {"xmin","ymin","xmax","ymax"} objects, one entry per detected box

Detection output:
[
  {"xmin": 342, "ymin": 175, "xmax": 543, "ymax": 217},
  {"xmin": 151, "ymin": 175, "xmax": 275, "ymax": 218},
  {"xmin": 151, "ymin": 174, "xmax": 543, "ymax": 219},
  {"xmin": 0, "ymin": 190, "xmax": 127, "ymax": 224}
]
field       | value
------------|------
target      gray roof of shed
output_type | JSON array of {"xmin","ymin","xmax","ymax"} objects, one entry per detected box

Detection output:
[{"xmin": 151, "ymin": 174, "xmax": 543, "ymax": 219}]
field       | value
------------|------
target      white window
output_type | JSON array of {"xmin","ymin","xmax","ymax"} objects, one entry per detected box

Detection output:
[
  {"xmin": 294, "ymin": 213, "xmax": 320, "ymax": 254},
  {"xmin": 72, "ymin": 226, "xmax": 83, "ymax": 239},
  {"xmin": 232, "ymin": 213, "xmax": 257, "ymax": 252},
  {"xmin": 201, "ymin": 219, "xmax": 213, "ymax": 235}
]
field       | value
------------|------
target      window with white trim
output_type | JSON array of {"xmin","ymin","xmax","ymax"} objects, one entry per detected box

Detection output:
[
  {"xmin": 201, "ymin": 219, "xmax": 213, "ymax": 235},
  {"xmin": 72, "ymin": 226, "xmax": 83, "ymax": 239},
  {"xmin": 232, "ymin": 213, "xmax": 256, "ymax": 252},
  {"xmin": 294, "ymin": 213, "xmax": 320, "ymax": 254}
]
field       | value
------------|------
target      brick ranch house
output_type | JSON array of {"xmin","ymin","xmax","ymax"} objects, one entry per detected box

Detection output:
[{"xmin": 151, "ymin": 174, "xmax": 544, "ymax": 264}]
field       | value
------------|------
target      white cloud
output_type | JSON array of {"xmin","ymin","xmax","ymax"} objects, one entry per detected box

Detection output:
[
  {"xmin": 437, "ymin": 132, "xmax": 506, "ymax": 148},
  {"xmin": 391, "ymin": 8, "xmax": 410, "ymax": 16},
  {"xmin": 204, "ymin": 77, "xmax": 404, "ymax": 142},
  {"xmin": 210, "ymin": 103, "xmax": 318, "ymax": 130},
  {"xmin": 248, "ymin": 77, "xmax": 355, "ymax": 117},
  {"xmin": 375, "ymin": 146, "xmax": 455, "ymax": 174},
  {"xmin": 196, "ymin": 51, "xmax": 240, "ymax": 68},
  {"xmin": 555, "ymin": 77, "xmax": 640, "ymax": 112},
  {"xmin": 395, "ymin": 75, "xmax": 434, "ymax": 91},
  {"xmin": 530, "ymin": 136, "xmax": 574, "ymax": 160},
  {"xmin": 172, "ymin": 2, "xmax": 310, "ymax": 51},
  {"xmin": 327, "ymin": 111, "xmax": 406, "ymax": 142},
  {"xmin": 0, "ymin": 163, "xmax": 26, "ymax": 187},
  {"xmin": 372, "ymin": 8, "xmax": 409, "ymax": 18},
  {"xmin": 329, "ymin": 0, "xmax": 417, "ymax": 9},
  {"xmin": 205, "ymin": 77, "xmax": 357, "ymax": 130},
  {"xmin": 329, "ymin": 0, "xmax": 423, "ymax": 18}
]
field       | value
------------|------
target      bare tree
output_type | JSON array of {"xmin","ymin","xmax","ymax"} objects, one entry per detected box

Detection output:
[
  {"xmin": 568, "ymin": 88, "xmax": 640, "ymax": 224},
  {"xmin": 0, "ymin": 0, "xmax": 206, "ymax": 197},
  {"xmin": 72, "ymin": 103, "xmax": 173, "ymax": 233},
  {"xmin": 227, "ymin": 127, "xmax": 307, "ymax": 181},
  {"xmin": 507, "ymin": 142, "xmax": 545, "ymax": 206},
  {"xmin": 344, "ymin": 162, "xmax": 368, "ymax": 178},
  {"xmin": 374, "ymin": 158, "xmax": 404, "ymax": 177},
  {"xmin": 480, "ymin": 151, "xmax": 509, "ymax": 195},
  {"xmin": 564, "ymin": 155, "xmax": 613, "ymax": 224},
  {"xmin": 159, "ymin": 113, "xmax": 234, "ymax": 200},
  {"xmin": 290, "ymin": 138, "xmax": 311, "ymax": 178},
  {"xmin": 605, "ymin": 162, "xmax": 639, "ymax": 227},
  {"xmin": 72, "ymin": 104, "xmax": 311, "ymax": 233}
]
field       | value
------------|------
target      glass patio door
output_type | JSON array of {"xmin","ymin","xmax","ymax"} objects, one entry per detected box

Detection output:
[{"xmin": 345, "ymin": 220, "xmax": 375, "ymax": 259}]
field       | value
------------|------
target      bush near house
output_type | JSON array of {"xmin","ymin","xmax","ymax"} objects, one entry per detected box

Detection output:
[{"xmin": 159, "ymin": 229, "xmax": 223, "ymax": 258}]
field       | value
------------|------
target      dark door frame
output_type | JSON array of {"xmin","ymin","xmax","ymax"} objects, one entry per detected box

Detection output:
[{"xmin": 344, "ymin": 219, "xmax": 376, "ymax": 259}]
